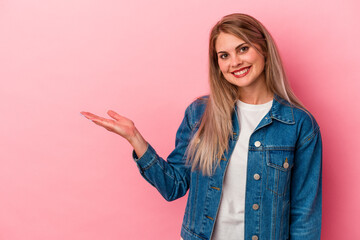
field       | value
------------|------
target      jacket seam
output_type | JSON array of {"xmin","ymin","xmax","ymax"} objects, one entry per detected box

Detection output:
[
  {"xmin": 190, "ymin": 173, "xmax": 199, "ymax": 231},
  {"xmin": 272, "ymin": 194, "xmax": 278, "ymax": 238},
  {"xmin": 140, "ymin": 156, "xmax": 158, "ymax": 171},
  {"xmin": 182, "ymin": 225, "xmax": 206, "ymax": 240},
  {"xmin": 155, "ymin": 161, "xmax": 175, "ymax": 179},
  {"xmin": 298, "ymin": 126, "xmax": 320, "ymax": 148}
]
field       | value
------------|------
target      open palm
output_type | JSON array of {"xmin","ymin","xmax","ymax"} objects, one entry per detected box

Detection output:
[
  {"xmin": 80, "ymin": 110, "xmax": 148, "ymax": 157},
  {"xmin": 81, "ymin": 110, "xmax": 136, "ymax": 140}
]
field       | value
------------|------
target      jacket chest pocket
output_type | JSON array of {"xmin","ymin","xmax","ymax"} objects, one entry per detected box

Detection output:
[{"xmin": 266, "ymin": 149, "xmax": 294, "ymax": 196}]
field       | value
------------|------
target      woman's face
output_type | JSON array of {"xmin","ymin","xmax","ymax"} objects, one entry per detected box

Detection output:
[{"xmin": 215, "ymin": 32, "xmax": 266, "ymax": 91}]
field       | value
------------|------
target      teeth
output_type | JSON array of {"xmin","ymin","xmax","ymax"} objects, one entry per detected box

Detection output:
[{"xmin": 234, "ymin": 67, "xmax": 249, "ymax": 76}]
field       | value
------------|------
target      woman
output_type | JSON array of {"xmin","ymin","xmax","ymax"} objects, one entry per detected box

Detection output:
[{"xmin": 81, "ymin": 13, "xmax": 322, "ymax": 240}]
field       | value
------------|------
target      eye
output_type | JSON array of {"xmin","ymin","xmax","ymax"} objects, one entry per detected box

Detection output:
[
  {"xmin": 239, "ymin": 46, "xmax": 249, "ymax": 53},
  {"xmin": 219, "ymin": 53, "xmax": 229, "ymax": 59}
]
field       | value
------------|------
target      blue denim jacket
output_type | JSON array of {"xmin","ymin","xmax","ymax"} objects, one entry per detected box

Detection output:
[{"xmin": 133, "ymin": 95, "xmax": 322, "ymax": 240}]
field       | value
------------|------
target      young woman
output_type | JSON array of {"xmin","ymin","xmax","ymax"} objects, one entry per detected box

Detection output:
[{"xmin": 81, "ymin": 13, "xmax": 322, "ymax": 240}]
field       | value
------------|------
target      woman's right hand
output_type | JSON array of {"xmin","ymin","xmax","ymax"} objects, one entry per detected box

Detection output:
[{"xmin": 80, "ymin": 110, "xmax": 148, "ymax": 158}]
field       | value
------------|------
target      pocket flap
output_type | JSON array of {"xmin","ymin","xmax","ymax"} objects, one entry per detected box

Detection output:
[{"xmin": 266, "ymin": 150, "xmax": 294, "ymax": 171}]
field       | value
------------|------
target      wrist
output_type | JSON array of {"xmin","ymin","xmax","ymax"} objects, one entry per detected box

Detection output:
[{"xmin": 128, "ymin": 128, "xmax": 148, "ymax": 158}]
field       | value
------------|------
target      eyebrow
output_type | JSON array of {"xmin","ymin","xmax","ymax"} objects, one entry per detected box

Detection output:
[{"xmin": 217, "ymin": 43, "xmax": 247, "ymax": 55}]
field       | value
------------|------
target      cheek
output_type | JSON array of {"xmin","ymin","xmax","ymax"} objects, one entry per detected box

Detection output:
[
  {"xmin": 246, "ymin": 48, "xmax": 264, "ymax": 64},
  {"xmin": 257, "ymin": 57, "xmax": 265, "ymax": 72},
  {"xmin": 248, "ymin": 54, "xmax": 265, "ymax": 72},
  {"xmin": 217, "ymin": 61, "xmax": 228, "ymax": 74}
]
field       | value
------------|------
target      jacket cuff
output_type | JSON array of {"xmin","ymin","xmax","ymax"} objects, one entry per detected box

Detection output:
[{"xmin": 132, "ymin": 144, "xmax": 158, "ymax": 171}]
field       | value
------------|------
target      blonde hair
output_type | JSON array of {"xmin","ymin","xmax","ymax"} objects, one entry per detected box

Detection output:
[{"xmin": 186, "ymin": 13, "xmax": 305, "ymax": 175}]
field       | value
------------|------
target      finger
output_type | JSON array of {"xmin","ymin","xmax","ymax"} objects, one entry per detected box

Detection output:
[
  {"xmin": 80, "ymin": 112, "xmax": 93, "ymax": 121},
  {"xmin": 91, "ymin": 118, "xmax": 117, "ymax": 131},
  {"xmin": 92, "ymin": 119, "xmax": 114, "ymax": 132},
  {"xmin": 81, "ymin": 111, "xmax": 109, "ymax": 122},
  {"xmin": 80, "ymin": 111, "xmax": 99, "ymax": 119},
  {"xmin": 80, "ymin": 111, "xmax": 91, "ymax": 119},
  {"xmin": 107, "ymin": 110, "xmax": 124, "ymax": 121}
]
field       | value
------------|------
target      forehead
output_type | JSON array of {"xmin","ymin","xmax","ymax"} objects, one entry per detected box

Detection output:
[{"xmin": 215, "ymin": 32, "xmax": 246, "ymax": 52}]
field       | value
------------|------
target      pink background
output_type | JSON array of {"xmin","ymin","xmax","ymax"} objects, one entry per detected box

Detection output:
[{"xmin": 1, "ymin": 0, "xmax": 359, "ymax": 239}]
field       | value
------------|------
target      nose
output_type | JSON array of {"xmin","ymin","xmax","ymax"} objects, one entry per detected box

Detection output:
[{"xmin": 231, "ymin": 54, "xmax": 242, "ymax": 68}]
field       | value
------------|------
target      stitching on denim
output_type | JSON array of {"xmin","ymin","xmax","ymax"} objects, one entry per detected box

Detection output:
[
  {"xmin": 200, "ymin": 178, "xmax": 212, "ymax": 235},
  {"xmin": 178, "ymin": 106, "xmax": 192, "ymax": 144},
  {"xmin": 190, "ymin": 173, "xmax": 199, "ymax": 231},
  {"xmin": 141, "ymin": 156, "xmax": 158, "ymax": 171},
  {"xmin": 292, "ymin": 206, "xmax": 314, "ymax": 212},
  {"xmin": 283, "ymin": 166, "xmax": 290, "ymax": 196},
  {"xmin": 291, "ymin": 226, "xmax": 320, "ymax": 236},
  {"xmin": 264, "ymin": 146, "xmax": 295, "ymax": 150},
  {"xmin": 272, "ymin": 193, "xmax": 278, "ymax": 238},
  {"xmin": 258, "ymin": 152, "xmax": 264, "ymax": 238},
  {"xmin": 265, "ymin": 150, "xmax": 293, "ymax": 196},
  {"xmin": 182, "ymin": 225, "xmax": 206, "ymax": 240},
  {"xmin": 273, "ymin": 117, "xmax": 295, "ymax": 124},
  {"xmin": 185, "ymin": 195, "xmax": 190, "ymax": 228},
  {"xmin": 271, "ymin": 96, "xmax": 296, "ymax": 125},
  {"xmin": 276, "ymin": 168, "xmax": 280, "ymax": 195},
  {"xmin": 266, "ymin": 168, "xmax": 287, "ymax": 197},
  {"xmin": 156, "ymin": 161, "xmax": 175, "ymax": 180},
  {"xmin": 188, "ymin": 97, "xmax": 206, "ymax": 130},
  {"xmin": 266, "ymin": 187, "xmax": 286, "ymax": 197},
  {"xmin": 280, "ymin": 201, "xmax": 290, "ymax": 239},
  {"xmin": 298, "ymin": 126, "xmax": 320, "ymax": 148},
  {"xmin": 267, "ymin": 162, "xmax": 292, "ymax": 172},
  {"xmin": 188, "ymin": 104, "xmax": 195, "ymax": 129},
  {"xmin": 249, "ymin": 147, "xmax": 295, "ymax": 151}
]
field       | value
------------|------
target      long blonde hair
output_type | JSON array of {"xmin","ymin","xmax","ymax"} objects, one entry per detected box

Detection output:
[{"xmin": 186, "ymin": 13, "xmax": 305, "ymax": 176}]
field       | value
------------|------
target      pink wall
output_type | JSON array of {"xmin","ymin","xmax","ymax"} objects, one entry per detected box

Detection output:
[{"xmin": 1, "ymin": 0, "xmax": 359, "ymax": 239}]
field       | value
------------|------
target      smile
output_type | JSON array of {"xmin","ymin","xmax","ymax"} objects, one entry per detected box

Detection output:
[{"xmin": 232, "ymin": 66, "xmax": 251, "ymax": 78}]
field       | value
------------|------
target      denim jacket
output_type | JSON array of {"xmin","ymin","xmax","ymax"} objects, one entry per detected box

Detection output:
[{"xmin": 133, "ymin": 95, "xmax": 322, "ymax": 240}]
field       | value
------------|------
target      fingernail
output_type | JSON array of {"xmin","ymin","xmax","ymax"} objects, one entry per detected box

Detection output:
[{"xmin": 80, "ymin": 113, "xmax": 92, "ymax": 121}]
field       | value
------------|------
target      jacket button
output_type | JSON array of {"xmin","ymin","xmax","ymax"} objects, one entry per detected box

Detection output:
[
  {"xmin": 283, "ymin": 162, "xmax": 289, "ymax": 169},
  {"xmin": 253, "ymin": 174, "xmax": 260, "ymax": 180},
  {"xmin": 254, "ymin": 141, "xmax": 261, "ymax": 147},
  {"xmin": 252, "ymin": 204, "xmax": 259, "ymax": 210},
  {"xmin": 252, "ymin": 235, "xmax": 259, "ymax": 240}
]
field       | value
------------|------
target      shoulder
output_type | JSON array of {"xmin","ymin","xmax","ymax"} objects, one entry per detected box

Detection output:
[
  {"xmin": 273, "ymin": 96, "xmax": 320, "ymax": 145},
  {"xmin": 184, "ymin": 95, "xmax": 209, "ymax": 129},
  {"xmin": 291, "ymin": 106, "xmax": 321, "ymax": 146},
  {"xmin": 187, "ymin": 95, "xmax": 209, "ymax": 112},
  {"xmin": 274, "ymin": 96, "xmax": 320, "ymax": 133},
  {"xmin": 292, "ymin": 106, "xmax": 320, "ymax": 133}
]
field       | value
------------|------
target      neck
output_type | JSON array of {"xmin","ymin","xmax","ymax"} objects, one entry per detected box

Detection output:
[
  {"xmin": 238, "ymin": 87, "xmax": 273, "ymax": 105},
  {"xmin": 237, "ymin": 73, "xmax": 273, "ymax": 104}
]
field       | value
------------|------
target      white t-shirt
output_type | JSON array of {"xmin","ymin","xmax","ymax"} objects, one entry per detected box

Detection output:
[{"xmin": 211, "ymin": 99, "xmax": 273, "ymax": 240}]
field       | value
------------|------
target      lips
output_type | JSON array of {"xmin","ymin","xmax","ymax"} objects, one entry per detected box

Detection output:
[{"xmin": 231, "ymin": 66, "xmax": 251, "ymax": 78}]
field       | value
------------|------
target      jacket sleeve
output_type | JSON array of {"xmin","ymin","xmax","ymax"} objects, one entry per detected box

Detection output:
[
  {"xmin": 290, "ymin": 119, "xmax": 322, "ymax": 239},
  {"xmin": 132, "ymin": 103, "xmax": 196, "ymax": 201}
]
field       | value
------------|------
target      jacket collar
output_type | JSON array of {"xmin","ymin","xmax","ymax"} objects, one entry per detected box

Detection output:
[
  {"xmin": 269, "ymin": 95, "xmax": 295, "ymax": 124},
  {"xmin": 231, "ymin": 94, "xmax": 295, "ymax": 140}
]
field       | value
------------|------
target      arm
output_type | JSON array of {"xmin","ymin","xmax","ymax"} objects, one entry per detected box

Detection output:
[
  {"xmin": 80, "ymin": 110, "xmax": 148, "ymax": 158},
  {"xmin": 133, "ymin": 104, "xmax": 195, "ymax": 201},
  {"xmin": 81, "ymin": 103, "xmax": 198, "ymax": 201},
  {"xmin": 290, "ymin": 125, "xmax": 322, "ymax": 239}
]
